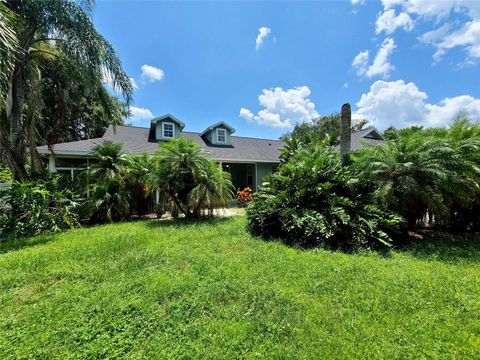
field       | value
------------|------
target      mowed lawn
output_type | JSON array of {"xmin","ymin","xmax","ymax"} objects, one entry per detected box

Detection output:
[{"xmin": 1, "ymin": 216, "xmax": 479, "ymax": 359}]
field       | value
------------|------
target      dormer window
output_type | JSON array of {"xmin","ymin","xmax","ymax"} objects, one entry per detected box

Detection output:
[
  {"xmin": 217, "ymin": 128, "xmax": 226, "ymax": 143},
  {"xmin": 162, "ymin": 122, "xmax": 174, "ymax": 139},
  {"xmin": 201, "ymin": 121, "xmax": 235, "ymax": 145}
]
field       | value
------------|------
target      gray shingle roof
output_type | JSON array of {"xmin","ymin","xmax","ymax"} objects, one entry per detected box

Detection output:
[
  {"xmin": 37, "ymin": 125, "xmax": 285, "ymax": 163},
  {"xmin": 37, "ymin": 125, "xmax": 384, "ymax": 162},
  {"xmin": 349, "ymin": 127, "xmax": 385, "ymax": 151}
]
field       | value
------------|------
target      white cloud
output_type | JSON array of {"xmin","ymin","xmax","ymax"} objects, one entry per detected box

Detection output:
[
  {"xmin": 376, "ymin": 9, "xmax": 414, "ymax": 34},
  {"xmin": 355, "ymin": 79, "xmax": 480, "ymax": 129},
  {"xmin": 366, "ymin": 37, "xmax": 396, "ymax": 78},
  {"xmin": 351, "ymin": 0, "xmax": 364, "ymax": 4},
  {"xmin": 239, "ymin": 86, "xmax": 319, "ymax": 129},
  {"xmin": 376, "ymin": 0, "xmax": 480, "ymax": 63},
  {"xmin": 356, "ymin": 80, "xmax": 427, "ymax": 129},
  {"xmin": 239, "ymin": 107, "xmax": 255, "ymax": 122},
  {"xmin": 128, "ymin": 106, "xmax": 154, "ymax": 123},
  {"xmin": 140, "ymin": 64, "xmax": 164, "ymax": 83},
  {"xmin": 429, "ymin": 20, "xmax": 480, "ymax": 62},
  {"xmin": 256, "ymin": 27, "xmax": 271, "ymax": 50},
  {"xmin": 352, "ymin": 50, "xmax": 369, "ymax": 76},
  {"xmin": 353, "ymin": 38, "xmax": 396, "ymax": 79},
  {"xmin": 425, "ymin": 95, "xmax": 480, "ymax": 126}
]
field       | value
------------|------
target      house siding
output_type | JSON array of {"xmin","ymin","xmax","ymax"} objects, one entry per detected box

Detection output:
[{"xmin": 256, "ymin": 162, "xmax": 276, "ymax": 190}]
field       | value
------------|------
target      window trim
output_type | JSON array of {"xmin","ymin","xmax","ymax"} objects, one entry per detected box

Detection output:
[
  {"xmin": 162, "ymin": 122, "xmax": 175, "ymax": 139},
  {"xmin": 216, "ymin": 128, "xmax": 227, "ymax": 143}
]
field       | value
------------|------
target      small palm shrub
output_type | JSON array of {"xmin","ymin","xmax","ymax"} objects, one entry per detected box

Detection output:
[
  {"xmin": 149, "ymin": 138, "xmax": 234, "ymax": 218},
  {"xmin": 247, "ymin": 140, "xmax": 402, "ymax": 250},
  {"xmin": 82, "ymin": 141, "xmax": 130, "ymax": 223},
  {"xmin": 355, "ymin": 119, "xmax": 480, "ymax": 230},
  {"xmin": 0, "ymin": 176, "xmax": 79, "ymax": 239}
]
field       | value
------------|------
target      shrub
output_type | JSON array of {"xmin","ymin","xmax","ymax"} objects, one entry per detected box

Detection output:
[
  {"xmin": 0, "ymin": 176, "xmax": 79, "ymax": 239},
  {"xmin": 246, "ymin": 141, "xmax": 403, "ymax": 250},
  {"xmin": 236, "ymin": 187, "xmax": 253, "ymax": 205}
]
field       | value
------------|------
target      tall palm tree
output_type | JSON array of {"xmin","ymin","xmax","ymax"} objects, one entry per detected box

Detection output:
[
  {"xmin": 0, "ymin": 0, "xmax": 133, "ymax": 180},
  {"xmin": 0, "ymin": 0, "xmax": 18, "ymax": 108}
]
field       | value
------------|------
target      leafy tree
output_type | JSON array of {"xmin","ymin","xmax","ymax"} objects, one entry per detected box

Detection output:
[
  {"xmin": 0, "ymin": 0, "xmax": 133, "ymax": 180},
  {"xmin": 247, "ymin": 138, "xmax": 402, "ymax": 250},
  {"xmin": 281, "ymin": 112, "xmax": 368, "ymax": 161}
]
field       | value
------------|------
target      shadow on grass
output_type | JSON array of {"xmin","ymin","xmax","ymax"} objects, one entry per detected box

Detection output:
[
  {"xmin": 399, "ymin": 232, "xmax": 480, "ymax": 264},
  {"xmin": 144, "ymin": 216, "xmax": 232, "ymax": 229},
  {"xmin": 0, "ymin": 233, "xmax": 58, "ymax": 255}
]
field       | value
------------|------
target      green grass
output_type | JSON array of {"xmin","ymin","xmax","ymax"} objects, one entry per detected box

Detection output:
[{"xmin": 1, "ymin": 216, "xmax": 479, "ymax": 359}]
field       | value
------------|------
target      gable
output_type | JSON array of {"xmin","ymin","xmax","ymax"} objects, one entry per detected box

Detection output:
[
  {"xmin": 362, "ymin": 129, "xmax": 383, "ymax": 140},
  {"xmin": 151, "ymin": 115, "xmax": 185, "ymax": 141},
  {"xmin": 201, "ymin": 121, "xmax": 235, "ymax": 146}
]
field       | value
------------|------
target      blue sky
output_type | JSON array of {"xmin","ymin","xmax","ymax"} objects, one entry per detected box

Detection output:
[{"xmin": 95, "ymin": 0, "xmax": 480, "ymax": 139}]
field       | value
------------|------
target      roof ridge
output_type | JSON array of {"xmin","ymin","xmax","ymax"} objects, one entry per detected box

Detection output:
[{"xmin": 182, "ymin": 131, "xmax": 283, "ymax": 142}]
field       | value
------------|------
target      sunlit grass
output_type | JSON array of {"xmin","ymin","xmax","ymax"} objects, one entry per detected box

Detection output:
[{"xmin": 1, "ymin": 216, "xmax": 479, "ymax": 358}]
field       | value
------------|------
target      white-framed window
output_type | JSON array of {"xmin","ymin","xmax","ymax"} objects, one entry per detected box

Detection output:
[
  {"xmin": 217, "ymin": 128, "xmax": 226, "ymax": 143},
  {"xmin": 162, "ymin": 122, "xmax": 174, "ymax": 139}
]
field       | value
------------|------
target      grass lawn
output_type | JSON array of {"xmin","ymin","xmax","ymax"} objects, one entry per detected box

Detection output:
[{"xmin": 1, "ymin": 216, "xmax": 479, "ymax": 359}]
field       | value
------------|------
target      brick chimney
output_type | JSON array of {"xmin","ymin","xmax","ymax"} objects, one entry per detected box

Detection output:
[{"xmin": 340, "ymin": 103, "xmax": 351, "ymax": 163}]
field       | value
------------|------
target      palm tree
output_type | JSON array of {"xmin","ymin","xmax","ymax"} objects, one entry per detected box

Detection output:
[
  {"xmin": 0, "ymin": 0, "xmax": 18, "ymax": 108},
  {"xmin": 355, "ymin": 131, "xmax": 462, "ymax": 228},
  {"xmin": 125, "ymin": 153, "xmax": 152, "ymax": 216},
  {"xmin": 0, "ymin": 0, "xmax": 133, "ymax": 180},
  {"xmin": 86, "ymin": 179, "xmax": 130, "ymax": 223},
  {"xmin": 189, "ymin": 160, "xmax": 234, "ymax": 217},
  {"xmin": 89, "ymin": 141, "xmax": 127, "ymax": 182},
  {"xmin": 150, "ymin": 138, "xmax": 234, "ymax": 218},
  {"xmin": 152, "ymin": 138, "xmax": 207, "ymax": 217},
  {"xmin": 84, "ymin": 141, "xmax": 130, "ymax": 223}
]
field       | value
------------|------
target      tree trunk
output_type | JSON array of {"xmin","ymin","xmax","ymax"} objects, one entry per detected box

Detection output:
[
  {"xmin": 340, "ymin": 103, "xmax": 352, "ymax": 164},
  {"xmin": 2, "ymin": 62, "xmax": 27, "ymax": 180}
]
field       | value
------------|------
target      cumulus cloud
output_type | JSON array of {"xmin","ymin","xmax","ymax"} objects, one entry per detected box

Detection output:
[
  {"xmin": 239, "ymin": 86, "xmax": 319, "ymax": 129},
  {"xmin": 376, "ymin": 9, "xmax": 414, "ymax": 34},
  {"xmin": 425, "ymin": 95, "xmax": 480, "ymax": 126},
  {"xmin": 373, "ymin": 0, "xmax": 480, "ymax": 63},
  {"xmin": 128, "ymin": 106, "xmax": 154, "ymax": 123},
  {"xmin": 352, "ymin": 38, "xmax": 396, "ymax": 78},
  {"xmin": 426, "ymin": 20, "xmax": 480, "ymax": 62},
  {"xmin": 352, "ymin": 50, "xmax": 369, "ymax": 76},
  {"xmin": 256, "ymin": 27, "xmax": 271, "ymax": 50},
  {"xmin": 239, "ymin": 108, "xmax": 255, "ymax": 122},
  {"xmin": 140, "ymin": 64, "xmax": 164, "ymax": 83},
  {"xmin": 355, "ymin": 80, "xmax": 480, "ymax": 129}
]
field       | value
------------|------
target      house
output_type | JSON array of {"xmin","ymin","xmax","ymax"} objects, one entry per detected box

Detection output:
[{"xmin": 36, "ymin": 114, "xmax": 384, "ymax": 191}]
